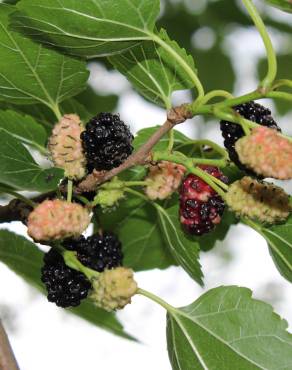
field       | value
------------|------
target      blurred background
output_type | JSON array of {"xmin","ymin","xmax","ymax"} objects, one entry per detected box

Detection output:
[{"xmin": 1, "ymin": 0, "xmax": 292, "ymax": 369}]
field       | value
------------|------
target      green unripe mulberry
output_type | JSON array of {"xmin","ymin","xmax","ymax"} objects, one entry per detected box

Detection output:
[
  {"xmin": 90, "ymin": 267, "xmax": 137, "ymax": 311},
  {"xmin": 226, "ymin": 177, "xmax": 290, "ymax": 224}
]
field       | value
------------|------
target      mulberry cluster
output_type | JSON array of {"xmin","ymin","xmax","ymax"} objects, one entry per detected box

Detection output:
[
  {"xmin": 41, "ymin": 249, "xmax": 91, "ymax": 308},
  {"xmin": 81, "ymin": 113, "xmax": 134, "ymax": 172},
  {"xmin": 235, "ymin": 126, "xmax": 292, "ymax": 179},
  {"xmin": 226, "ymin": 177, "xmax": 291, "ymax": 224},
  {"xmin": 144, "ymin": 161, "xmax": 186, "ymax": 200},
  {"xmin": 179, "ymin": 166, "xmax": 228, "ymax": 236},
  {"xmin": 220, "ymin": 101, "xmax": 281, "ymax": 173},
  {"xmin": 63, "ymin": 232, "xmax": 123, "ymax": 272}
]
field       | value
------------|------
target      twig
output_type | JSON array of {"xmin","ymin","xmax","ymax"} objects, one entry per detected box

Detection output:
[{"xmin": 0, "ymin": 320, "xmax": 19, "ymax": 370}]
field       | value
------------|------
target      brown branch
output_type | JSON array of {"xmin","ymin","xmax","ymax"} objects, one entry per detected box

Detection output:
[
  {"xmin": 0, "ymin": 192, "xmax": 56, "ymax": 225},
  {"xmin": 0, "ymin": 320, "xmax": 19, "ymax": 370},
  {"xmin": 76, "ymin": 104, "xmax": 192, "ymax": 193}
]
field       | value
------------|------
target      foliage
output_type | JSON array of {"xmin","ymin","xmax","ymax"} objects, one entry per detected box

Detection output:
[{"xmin": 0, "ymin": 0, "xmax": 291, "ymax": 369}]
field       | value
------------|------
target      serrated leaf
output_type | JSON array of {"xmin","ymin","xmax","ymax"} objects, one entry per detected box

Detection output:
[
  {"xmin": 265, "ymin": 0, "xmax": 292, "ymax": 13},
  {"xmin": 0, "ymin": 230, "xmax": 135, "ymax": 340},
  {"xmin": 0, "ymin": 129, "xmax": 63, "ymax": 191},
  {"xmin": 250, "ymin": 216, "xmax": 292, "ymax": 283},
  {"xmin": 157, "ymin": 5, "xmax": 235, "ymax": 92},
  {"xmin": 167, "ymin": 286, "xmax": 292, "ymax": 370},
  {"xmin": 0, "ymin": 109, "xmax": 47, "ymax": 150},
  {"xmin": 0, "ymin": 4, "xmax": 88, "ymax": 108},
  {"xmin": 12, "ymin": 0, "xmax": 160, "ymax": 58},
  {"xmin": 99, "ymin": 194, "xmax": 176, "ymax": 271},
  {"xmin": 157, "ymin": 204, "xmax": 203, "ymax": 285},
  {"xmin": 109, "ymin": 29, "xmax": 197, "ymax": 108}
]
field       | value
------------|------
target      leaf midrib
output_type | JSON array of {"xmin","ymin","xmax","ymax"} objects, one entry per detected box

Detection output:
[
  {"xmin": 14, "ymin": 16, "xmax": 151, "ymax": 43},
  {"xmin": 17, "ymin": 5, "xmax": 153, "ymax": 39}
]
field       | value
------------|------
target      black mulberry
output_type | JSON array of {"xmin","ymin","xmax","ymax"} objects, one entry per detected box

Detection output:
[
  {"xmin": 41, "ymin": 249, "xmax": 91, "ymax": 308},
  {"xmin": 63, "ymin": 232, "xmax": 123, "ymax": 273},
  {"xmin": 81, "ymin": 113, "xmax": 134, "ymax": 172}
]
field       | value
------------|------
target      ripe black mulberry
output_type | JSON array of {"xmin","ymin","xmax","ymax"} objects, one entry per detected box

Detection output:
[
  {"xmin": 81, "ymin": 113, "xmax": 133, "ymax": 172},
  {"xmin": 41, "ymin": 249, "xmax": 91, "ymax": 308}
]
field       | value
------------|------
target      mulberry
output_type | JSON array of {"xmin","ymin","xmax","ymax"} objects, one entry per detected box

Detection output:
[
  {"xmin": 220, "ymin": 101, "xmax": 280, "ymax": 173},
  {"xmin": 63, "ymin": 232, "xmax": 123, "ymax": 272},
  {"xmin": 48, "ymin": 114, "xmax": 87, "ymax": 180},
  {"xmin": 226, "ymin": 177, "xmax": 290, "ymax": 223},
  {"xmin": 179, "ymin": 166, "xmax": 228, "ymax": 235},
  {"xmin": 235, "ymin": 126, "xmax": 292, "ymax": 179},
  {"xmin": 81, "ymin": 113, "xmax": 134, "ymax": 172},
  {"xmin": 41, "ymin": 249, "xmax": 91, "ymax": 308},
  {"xmin": 27, "ymin": 199, "xmax": 91, "ymax": 241},
  {"xmin": 90, "ymin": 267, "xmax": 137, "ymax": 311},
  {"xmin": 144, "ymin": 161, "xmax": 186, "ymax": 200}
]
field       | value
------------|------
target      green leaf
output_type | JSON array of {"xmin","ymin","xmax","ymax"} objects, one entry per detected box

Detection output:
[
  {"xmin": 265, "ymin": 0, "xmax": 292, "ymax": 13},
  {"xmin": 157, "ymin": 204, "xmax": 203, "ymax": 285},
  {"xmin": 109, "ymin": 28, "xmax": 196, "ymax": 108},
  {"xmin": 133, "ymin": 126, "xmax": 190, "ymax": 152},
  {"xmin": 76, "ymin": 87, "xmax": 118, "ymax": 116},
  {"xmin": 99, "ymin": 194, "xmax": 176, "ymax": 271},
  {"xmin": 167, "ymin": 286, "xmax": 292, "ymax": 370},
  {"xmin": 157, "ymin": 5, "xmax": 235, "ymax": 92},
  {"xmin": 12, "ymin": 0, "xmax": 160, "ymax": 58},
  {"xmin": 0, "ymin": 229, "xmax": 43, "ymax": 286},
  {"xmin": 0, "ymin": 129, "xmax": 63, "ymax": 191},
  {"xmin": 0, "ymin": 109, "xmax": 47, "ymax": 149},
  {"xmin": 0, "ymin": 183, "xmax": 16, "ymax": 193},
  {"xmin": 251, "ymin": 216, "xmax": 292, "ymax": 283},
  {"xmin": 0, "ymin": 4, "xmax": 89, "ymax": 109},
  {"xmin": 69, "ymin": 300, "xmax": 135, "ymax": 341},
  {"xmin": 1, "ymin": 0, "xmax": 19, "ymax": 3},
  {"xmin": 0, "ymin": 230, "xmax": 135, "ymax": 340},
  {"xmin": 0, "ymin": 88, "xmax": 118, "ymax": 131},
  {"xmin": 2, "ymin": 98, "xmax": 92, "ymax": 130},
  {"xmin": 199, "ymin": 210, "xmax": 237, "ymax": 252}
]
